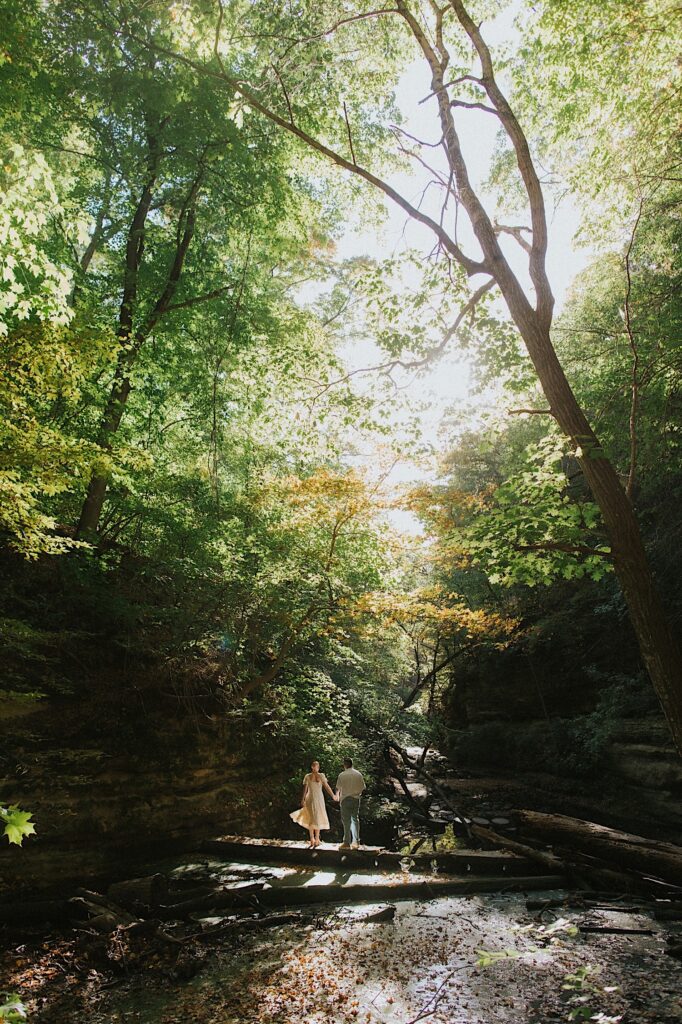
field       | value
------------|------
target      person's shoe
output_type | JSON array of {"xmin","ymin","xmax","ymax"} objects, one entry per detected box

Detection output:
[
  {"xmin": 339, "ymin": 842, "xmax": 351, "ymax": 850},
  {"xmin": 351, "ymin": 842, "xmax": 360, "ymax": 849}
]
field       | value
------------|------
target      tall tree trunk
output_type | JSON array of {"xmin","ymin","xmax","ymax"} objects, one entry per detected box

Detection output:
[{"xmin": 76, "ymin": 149, "xmax": 203, "ymax": 540}]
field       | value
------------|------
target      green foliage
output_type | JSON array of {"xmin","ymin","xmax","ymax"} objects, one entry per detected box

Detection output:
[
  {"xmin": 0, "ymin": 805, "xmax": 36, "ymax": 845},
  {"xmin": 511, "ymin": 0, "xmax": 681, "ymax": 232},
  {"xmin": 0, "ymin": 145, "xmax": 82, "ymax": 335},
  {"xmin": 561, "ymin": 965, "xmax": 621, "ymax": 1024},
  {"xmin": 0, "ymin": 0, "xmax": 680, "ymax": 817},
  {"xmin": 0, "ymin": 994, "xmax": 27, "ymax": 1023},
  {"xmin": 462, "ymin": 435, "xmax": 611, "ymax": 587},
  {"xmin": 476, "ymin": 948, "xmax": 522, "ymax": 968}
]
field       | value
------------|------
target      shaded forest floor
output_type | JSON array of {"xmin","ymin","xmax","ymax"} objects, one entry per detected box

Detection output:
[{"xmin": 4, "ymin": 892, "xmax": 681, "ymax": 1024}]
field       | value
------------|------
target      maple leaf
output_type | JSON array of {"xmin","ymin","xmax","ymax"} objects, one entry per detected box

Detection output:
[
  {"xmin": 1, "ymin": 806, "xmax": 36, "ymax": 845},
  {"xmin": 0, "ymin": 993, "xmax": 27, "ymax": 1021}
]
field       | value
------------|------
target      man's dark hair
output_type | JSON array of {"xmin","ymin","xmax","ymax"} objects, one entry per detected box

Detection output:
[{"xmin": 343, "ymin": 757, "xmax": 353, "ymax": 768}]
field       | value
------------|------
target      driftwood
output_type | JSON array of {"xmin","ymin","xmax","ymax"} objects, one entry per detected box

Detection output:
[
  {"xmin": 579, "ymin": 925, "xmax": 656, "ymax": 936},
  {"xmin": 108, "ymin": 873, "xmax": 168, "ymax": 910},
  {"xmin": 158, "ymin": 882, "xmax": 265, "ymax": 921},
  {"xmin": 357, "ymin": 905, "xmax": 397, "ymax": 923},
  {"xmin": 516, "ymin": 810, "xmax": 682, "ymax": 888},
  {"xmin": 527, "ymin": 896, "xmax": 652, "ymax": 914},
  {"xmin": 71, "ymin": 889, "xmax": 138, "ymax": 931},
  {"xmin": 194, "ymin": 912, "xmax": 303, "ymax": 941}
]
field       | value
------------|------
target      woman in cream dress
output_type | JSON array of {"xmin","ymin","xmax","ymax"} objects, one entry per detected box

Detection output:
[{"xmin": 290, "ymin": 760, "xmax": 336, "ymax": 848}]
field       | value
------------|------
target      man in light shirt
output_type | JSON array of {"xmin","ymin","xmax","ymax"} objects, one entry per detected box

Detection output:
[{"xmin": 335, "ymin": 757, "xmax": 366, "ymax": 849}]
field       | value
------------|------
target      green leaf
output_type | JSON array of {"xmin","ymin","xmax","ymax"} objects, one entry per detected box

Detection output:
[
  {"xmin": 0, "ymin": 993, "xmax": 27, "ymax": 1022},
  {"xmin": 1, "ymin": 806, "xmax": 36, "ymax": 846}
]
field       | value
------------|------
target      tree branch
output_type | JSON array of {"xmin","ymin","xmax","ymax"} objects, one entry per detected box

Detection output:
[
  {"xmin": 450, "ymin": 98, "xmax": 497, "ymax": 116},
  {"xmin": 110, "ymin": 21, "xmax": 489, "ymax": 278},
  {"xmin": 494, "ymin": 222, "xmax": 532, "ymax": 255},
  {"xmin": 515, "ymin": 542, "xmax": 613, "ymax": 560},
  {"xmin": 447, "ymin": 0, "xmax": 554, "ymax": 325},
  {"xmin": 163, "ymin": 283, "xmax": 235, "ymax": 314},
  {"xmin": 623, "ymin": 194, "xmax": 645, "ymax": 500},
  {"xmin": 343, "ymin": 101, "xmax": 358, "ymax": 165},
  {"xmin": 507, "ymin": 407, "xmax": 554, "ymax": 416}
]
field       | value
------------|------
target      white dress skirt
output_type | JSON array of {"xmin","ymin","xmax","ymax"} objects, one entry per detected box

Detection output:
[{"xmin": 290, "ymin": 772, "xmax": 330, "ymax": 831}]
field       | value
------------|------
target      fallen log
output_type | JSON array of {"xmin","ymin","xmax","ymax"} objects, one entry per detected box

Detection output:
[
  {"xmin": 200, "ymin": 836, "xmax": 550, "ymax": 876},
  {"xmin": 252, "ymin": 874, "xmax": 567, "ymax": 907},
  {"xmin": 515, "ymin": 811, "xmax": 682, "ymax": 888},
  {"xmin": 471, "ymin": 824, "xmax": 565, "ymax": 874},
  {"xmin": 108, "ymin": 873, "xmax": 168, "ymax": 910},
  {"xmin": 579, "ymin": 925, "xmax": 656, "ymax": 936},
  {"xmin": 473, "ymin": 824, "xmax": 661, "ymax": 895},
  {"xmin": 71, "ymin": 889, "xmax": 138, "ymax": 929},
  {"xmin": 132, "ymin": 874, "xmax": 569, "ymax": 917},
  {"xmin": 358, "ymin": 905, "xmax": 397, "ymax": 923},
  {"xmin": 194, "ymin": 912, "xmax": 303, "ymax": 941},
  {"xmin": 157, "ymin": 882, "xmax": 265, "ymax": 921}
]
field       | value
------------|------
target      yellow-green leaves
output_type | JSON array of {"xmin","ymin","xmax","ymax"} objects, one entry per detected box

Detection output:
[
  {"xmin": 0, "ymin": 804, "xmax": 36, "ymax": 846},
  {"xmin": 0, "ymin": 145, "xmax": 83, "ymax": 336}
]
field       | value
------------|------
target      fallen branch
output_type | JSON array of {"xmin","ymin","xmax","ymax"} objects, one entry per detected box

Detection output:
[
  {"xmin": 386, "ymin": 740, "xmax": 472, "ymax": 838},
  {"xmin": 578, "ymin": 925, "xmax": 656, "ymax": 936}
]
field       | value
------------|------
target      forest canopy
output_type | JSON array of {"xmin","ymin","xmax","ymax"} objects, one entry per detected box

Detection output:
[{"xmin": 1, "ymin": 0, "xmax": 681, "ymax": 768}]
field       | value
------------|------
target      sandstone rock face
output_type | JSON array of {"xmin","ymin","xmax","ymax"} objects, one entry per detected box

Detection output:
[
  {"xmin": 0, "ymin": 698, "xmax": 293, "ymax": 894},
  {"xmin": 444, "ymin": 664, "xmax": 682, "ymax": 837}
]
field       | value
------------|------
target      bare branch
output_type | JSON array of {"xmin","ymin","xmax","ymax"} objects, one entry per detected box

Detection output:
[
  {"xmin": 277, "ymin": 8, "xmax": 401, "ymax": 60},
  {"xmin": 163, "ymin": 282, "xmax": 235, "ymax": 314},
  {"xmin": 213, "ymin": 0, "xmax": 225, "ymax": 64},
  {"xmin": 272, "ymin": 64, "xmax": 294, "ymax": 125},
  {"xmin": 343, "ymin": 101, "xmax": 358, "ymax": 165},
  {"xmin": 515, "ymin": 542, "xmax": 613, "ymax": 560},
  {"xmin": 450, "ymin": 98, "xmax": 497, "ymax": 115},
  {"xmin": 390, "ymin": 123, "xmax": 445, "ymax": 149},
  {"xmin": 447, "ymin": 0, "xmax": 554, "ymax": 324},
  {"xmin": 302, "ymin": 276, "xmax": 495, "ymax": 401},
  {"xmin": 507, "ymin": 407, "xmax": 554, "ymax": 416},
  {"xmin": 494, "ymin": 222, "xmax": 532, "ymax": 254},
  {"xmin": 623, "ymin": 194, "xmax": 645, "ymax": 500}
]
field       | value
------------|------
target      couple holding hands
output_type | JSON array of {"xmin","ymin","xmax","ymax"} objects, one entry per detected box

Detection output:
[{"xmin": 290, "ymin": 757, "xmax": 366, "ymax": 849}]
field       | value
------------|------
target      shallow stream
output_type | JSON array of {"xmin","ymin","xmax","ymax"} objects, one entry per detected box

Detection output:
[{"xmin": 69, "ymin": 887, "xmax": 682, "ymax": 1024}]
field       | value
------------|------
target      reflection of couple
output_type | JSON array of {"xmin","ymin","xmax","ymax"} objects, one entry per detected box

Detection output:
[{"xmin": 290, "ymin": 757, "xmax": 366, "ymax": 850}]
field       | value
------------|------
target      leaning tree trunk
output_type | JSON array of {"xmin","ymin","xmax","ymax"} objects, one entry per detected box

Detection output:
[{"xmin": 516, "ymin": 315, "xmax": 682, "ymax": 754}]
